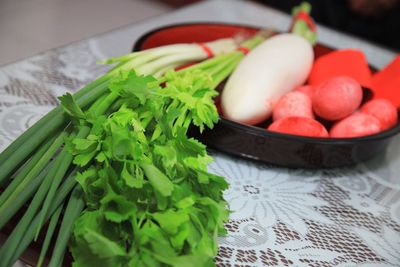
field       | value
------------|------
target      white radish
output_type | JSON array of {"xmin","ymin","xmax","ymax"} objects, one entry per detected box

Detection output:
[{"xmin": 221, "ymin": 33, "xmax": 314, "ymax": 125}]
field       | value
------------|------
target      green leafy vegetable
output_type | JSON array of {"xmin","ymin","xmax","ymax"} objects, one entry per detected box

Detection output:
[
  {"xmin": 59, "ymin": 93, "xmax": 87, "ymax": 119},
  {"xmin": 68, "ymin": 70, "xmax": 229, "ymax": 266}
]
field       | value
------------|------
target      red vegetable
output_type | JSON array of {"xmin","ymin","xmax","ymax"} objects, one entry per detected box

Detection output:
[
  {"xmin": 272, "ymin": 91, "xmax": 314, "ymax": 121},
  {"xmin": 294, "ymin": 85, "xmax": 315, "ymax": 98},
  {"xmin": 312, "ymin": 76, "xmax": 363, "ymax": 121},
  {"xmin": 308, "ymin": 49, "xmax": 372, "ymax": 88},
  {"xmin": 267, "ymin": 116, "xmax": 329, "ymax": 137},
  {"xmin": 330, "ymin": 113, "xmax": 381, "ymax": 138},
  {"xmin": 371, "ymin": 55, "xmax": 400, "ymax": 108},
  {"xmin": 361, "ymin": 99, "xmax": 398, "ymax": 130}
]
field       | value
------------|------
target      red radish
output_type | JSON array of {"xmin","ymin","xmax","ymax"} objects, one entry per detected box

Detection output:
[
  {"xmin": 295, "ymin": 85, "xmax": 315, "ymax": 98},
  {"xmin": 361, "ymin": 99, "xmax": 398, "ymax": 130},
  {"xmin": 273, "ymin": 91, "xmax": 314, "ymax": 121},
  {"xmin": 267, "ymin": 117, "xmax": 329, "ymax": 137},
  {"xmin": 312, "ymin": 76, "xmax": 363, "ymax": 121},
  {"xmin": 330, "ymin": 113, "xmax": 381, "ymax": 138}
]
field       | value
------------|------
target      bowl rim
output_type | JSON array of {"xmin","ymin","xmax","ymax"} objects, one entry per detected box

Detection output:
[
  {"xmin": 132, "ymin": 21, "xmax": 268, "ymax": 52},
  {"xmin": 218, "ymin": 115, "xmax": 400, "ymax": 145},
  {"xmin": 132, "ymin": 21, "xmax": 400, "ymax": 145}
]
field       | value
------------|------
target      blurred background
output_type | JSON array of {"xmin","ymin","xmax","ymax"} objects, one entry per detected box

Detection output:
[
  {"xmin": 259, "ymin": 0, "xmax": 400, "ymax": 51},
  {"xmin": 1, "ymin": 0, "xmax": 399, "ymax": 66}
]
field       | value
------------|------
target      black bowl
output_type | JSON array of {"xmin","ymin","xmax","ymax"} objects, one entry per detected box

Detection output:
[{"xmin": 133, "ymin": 22, "xmax": 400, "ymax": 168}]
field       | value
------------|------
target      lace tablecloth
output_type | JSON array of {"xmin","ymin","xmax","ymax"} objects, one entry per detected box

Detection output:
[{"xmin": 1, "ymin": 1, "xmax": 399, "ymax": 266}]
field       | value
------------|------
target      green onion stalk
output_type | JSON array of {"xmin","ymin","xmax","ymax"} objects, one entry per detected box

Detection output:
[
  {"xmin": 0, "ymin": 37, "xmax": 239, "ymax": 186},
  {"xmin": 0, "ymin": 32, "xmax": 268, "ymax": 267}
]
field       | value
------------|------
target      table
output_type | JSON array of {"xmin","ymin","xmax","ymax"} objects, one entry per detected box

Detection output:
[{"xmin": 1, "ymin": 0, "xmax": 399, "ymax": 266}]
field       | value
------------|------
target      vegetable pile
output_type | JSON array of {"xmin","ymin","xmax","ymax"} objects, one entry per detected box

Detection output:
[
  {"xmin": 0, "ymin": 24, "xmax": 266, "ymax": 266},
  {"xmin": 267, "ymin": 74, "xmax": 398, "ymax": 138},
  {"xmin": 218, "ymin": 2, "xmax": 399, "ymax": 139}
]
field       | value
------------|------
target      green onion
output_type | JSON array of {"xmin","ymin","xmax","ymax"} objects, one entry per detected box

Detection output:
[
  {"xmin": 48, "ymin": 186, "xmax": 85, "ymax": 267},
  {"xmin": 8, "ymin": 171, "xmax": 78, "ymax": 265},
  {"xmin": 37, "ymin": 205, "xmax": 63, "ymax": 267},
  {"xmin": 0, "ymin": 78, "xmax": 110, "ymax": 185},
  {"xmin": 0, "ymin": 134, "xmax": 55, "ymax": 208},
  {"xmin": 0, "ymin": 165, "xmax": 48, "ymax": 230},
  {"xmin": 0, "ymin": 156, "xmax": 59, "ymax": 267}
]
